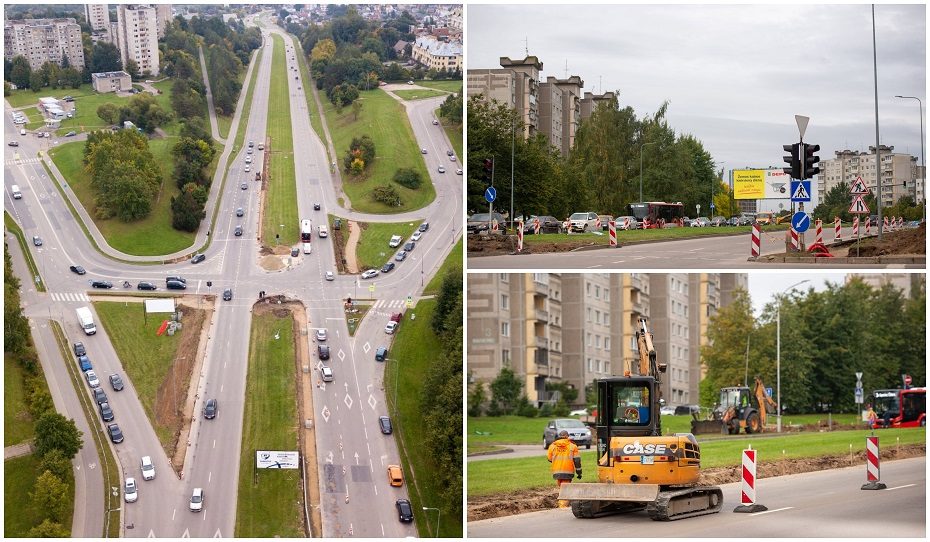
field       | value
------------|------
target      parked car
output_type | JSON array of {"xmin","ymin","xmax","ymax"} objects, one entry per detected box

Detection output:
[
  {"xmin": 568, "ymin": 211, "xmax": 599, "ymax": 232},
  {"xmin": 727, "ymin": 216, "xmax": 741, "ymax": 226},
  {"xmin": 361, "ymin": 269, "xmax": 379, "ymax": 279},
  {"xmin": 137, "ymin": 282, "xmax": 157, "ymax": 291},
  {"xmin": 418, "ymin": 222, "xmax": 429, "ymax": 232},
  {"xmin": 65, "ymin": 131, "xmax": 76, "ymax": 137},
  {"xmin": 85, "ymin": 370, "xmax": 100, "ymax": 388},
  {"xmin": 542, "ymin": 418, "xmax": 592, "ymax": 449},
  {"xmin": 523, "ymin": 215, "xmax": 563, "ymax": 234},
  {"xmin": 73, "ymin": 342, "xmax": 86, "ymax": 356},
  {"xmin": 660, "ymin": 405, "xmax": 677, "ymax": 416},
  {"xmin": 203, "ymin": 398, "xmax": 218, "ymax": 419},
  {"xmin": 107, "ymin": 423, "xmax": 124, "ymax": 443},
  {"xmin": 381, "ymin": 262, "xmax": 395, "ymax": 273},
  {"xmin": 467, "ymin": 212, "xmax": 506, "ymax": 234},
  {"xmin": 320, "ymin": 366, "xmax": 333, "ymax": 382},
  {"xmin": 379, "ymin": 415, "xmax": 393, "ymax": 434},
  {"xmin": 93, "ymin": 387, "xmax": 108, "ymax": 405},
  {"xmin": 124, "ymin": 477, "xmax": 138, "ymax": 503},
  {"xmin": 598, "ymin": 214, "xmax": 615, "ymax": 230},
  {"xmin": 403, "ymin": 241, "xmax": 415, "ymax": 252},
  {"xmin": 141, "ymin": 456, "xmax": 156, "ymax": 480},
  {"xmin": 316, "ymin": 328, "xmax": 327, "ymax": 341},
  {"xmin": 411, "ymin": 231, "xmax": 422, "ymax": 242},
  {"xmin": 710, "ymin": 216, "xmax": 727, "ymax": 227},
  {"xmin": 109, "ymin": 374, "xmax": 124, "ymax": 391},
  {"xmin": 318, "ymin": 344, "xmax": 330, "ymax": 360},
  {"xmin": 421, "ymin": 148, "xmax": 427, "ymax": 154},
  {"xmin": 455, "ymin": 168, "xmax": 463, "ymax": 175},
  {"xmin": 396, "ymin": 499, "xmax": 414, "ymax": 522},
  {"xmin": 389, "ymin": 235, "xmax": 403, "ymax": 248},
  {"xmin": 325, "ymin": 271, "xmax": 335, "ymax": 281},
  {"xmin": 614, "ymin": 215, "xmax": 640, "ymax": 230},
  {"xmin": 189, "ymin": 488, "xmax": 204, "ymax": 512},
  {"xmin": 691, "ymin": 217, "xmax": 710, "ymax": 227},
  {"xmin": 98, "ymin": 402, "xmax": 114, "ymax": 422},
  {"xmin": 375, "ymin": 346, "xmax": 388, "ymax": 362},
  {"xmin": 385, "ymin": 321, "xmax": 398, "ymax": 334},
  {"xmin": 674, "ymin": 405, "xmax": 701, "ymax": 416},
  {"xmin": 387, "ymin": 465, "xmax": 404, "ymax": 487},
  {"xmin": 394, "ymin": 250, "xmax": 407, "ymax": 262}
]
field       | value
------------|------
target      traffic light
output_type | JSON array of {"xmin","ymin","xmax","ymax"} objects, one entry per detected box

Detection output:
[
  {"xmin": 483, "ymin": 158, "xmax": 494, "ymax": 183},
  {"xmin": 782, "ymin": 143, "xmax": 800, "ymax": 179},
  {"xmin": 801, "ymin": 143, "xmax": 820, "ymax": 180}
]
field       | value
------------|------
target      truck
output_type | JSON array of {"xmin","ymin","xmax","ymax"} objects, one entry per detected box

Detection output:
[{"xmin": 76, "ymin": 306, "xmax": 96, "ymax": 335}]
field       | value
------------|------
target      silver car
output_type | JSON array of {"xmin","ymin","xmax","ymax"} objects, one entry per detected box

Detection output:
[{"xmin": 542, "ymin": 418, "xmax": 592, "ymax": 449}]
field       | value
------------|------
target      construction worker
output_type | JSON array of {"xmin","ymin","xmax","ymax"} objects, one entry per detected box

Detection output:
[{"xmin": 547, "ymin": 429, "xmax": 582, "ymax": 508}]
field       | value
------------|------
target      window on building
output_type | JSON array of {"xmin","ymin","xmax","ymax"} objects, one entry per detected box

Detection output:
[
  {"xmin": 595, "ymin": 335, "xmax": 601, "ymax": 348},
  {"xmin": 595, "ymin": 310, "xmax": 601, "ymax": 324},
  {"xmin": 500, "ymin": 273, "xmax": 509, "ymax": 283},
  {"xmin": 501, "ymin": 294, "xmax": 509, "ymax": 310},
  {"xmin": 595, "ymin": 285, "xmax": 601, "ymax": 298},
  {"xmin": 596, "ymin": 359, "xmax": 602, "ymax": 372},
  {"xmin": 587, "ymin": 307, "xmax": 592, "ymax": 322},
  {"xmin": 501, "ymin": 349, "xmax": 510, "ymax": 366},
  {"xmin": 586, "ymin": 282, "xmax": 591, "ymax": 295},
  {"xmin": 587, "ymin": 332, "xmax": 592, "ymax": 346},
  {"xmin": 501, "ymin": 322, "xmax": 509, "ymax": 337},
  {"xmin": 605, "ymin": 361, "xmax": 610, "ymax": 374},
  {"xmin": 604, "ymin": 288, "xmax": 609, "ymax": 302},
  {"xmin": 605, "ymin": 338, "xmax": 610, "ymax": 351},
  {"xmin": 587, "ymin": 358, "xmax": 593, "ymax": 371}
]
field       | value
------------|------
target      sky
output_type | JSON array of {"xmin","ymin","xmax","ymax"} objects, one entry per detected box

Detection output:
[
  {"xmin": 747, "ymin": 272, "xmax": 846, "ymax": 316},
  {"xmin": 467, "ymin": 3, "xmax": 926, "ymax": 212}
]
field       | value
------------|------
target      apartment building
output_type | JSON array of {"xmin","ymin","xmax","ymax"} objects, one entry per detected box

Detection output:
[
  {"xmin": 411, "ymin": 36, "xmax": 462, "ymax": 72},
  {"xmin": 817, "ymin": 145, "xmax": 919, "ymax": 207},
  {"xmin": 579, "ymin": 90, "xmax": 617, "ymax": 121},
  {"xmin": 467, "ymin": 56, "xmax": 543, "ymax": 140},
  {"xmin": 92, "ymin": 70, "xmax": 132, "ymax": 93},
  {"xmin": 561, "ymin": 274, "xmax": 624, "ymax": 398},
  {"xmin": 537, "ymin": 76, "xmax": 585, "ymax": 157},
  {"xmin": 4, "ymin": 18, "xmax": 85, "ymax": 71},
  {"xmin": 849, "ymin": 273, "xmax": 925, "ymax": 299},
  {"xmin": 116, "ymin": 4, "xmax": 160, "ymax": 77},
  {"xmin": 154, "ymin": 4, "xmax": 172, "ymax": 38}
]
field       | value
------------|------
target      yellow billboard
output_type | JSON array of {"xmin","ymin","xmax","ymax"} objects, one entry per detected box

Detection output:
[{"xmin": 733, "ymin": 169, "xmax": 766, "ymax": 200}]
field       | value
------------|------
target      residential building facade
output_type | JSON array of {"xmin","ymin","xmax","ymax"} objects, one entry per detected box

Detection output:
[
  {"xmin": 116, "ymin": 4, "xmax": 160, "ymax": 77},
  {"xmin": 467, "ymin": 56, "xmax": 542, "ymax": 140},
  {"xmin": 817, "ymin": 145, "xmax": 919, "ymax": 207},
  {"xmin": 91, "ymin": 70, "xmax": 132, "ymax": 93},
  {"xmin": 4, "ymin": 18, "xmax": 85, "ymax": 71},
  {"xmin": 411, "ymin": 36, "xmax": 462, "ymax": 72}
]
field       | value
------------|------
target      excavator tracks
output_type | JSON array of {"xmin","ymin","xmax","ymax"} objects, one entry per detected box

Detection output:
[{"xmin": 646, "ymin": 486, "xmax": 724, "ymax": 521}]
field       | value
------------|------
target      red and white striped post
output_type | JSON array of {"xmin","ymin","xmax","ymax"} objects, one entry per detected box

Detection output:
[
  {"xmin": 734, "ymin": 445, "xmax": 767, "ymax": 512},
  {"xmin": 883, "ymin": 216, "xmax": 890, "ymax": 232},
  {"xmin": 624, "ymin": 217, "xmax": 630, "ymax": 230},
  {"xmin": 814, "ymin": 219, "xmax": 823, "ymax": 245},
  {"xmin": 852, "ymin": 216, "xmax": 859, "ymax": 237},
  {"xmin": 749, "ymin": 222, "xmax": 761, "ymax": 259},
  {"xmin": 790, "ymin": 227, "xmax": 800, "ymax": 251},
  {"xmin": 897, "ymin": 216, "xmax": 904, "ymax": 229},
  {"xmin": 865, "ymin": 216, "xmax": 872, "ymax": 235},
  {"xmin": 516, "ymin": 220, "xmax": 524, "ymax": 253},
  {"xmin": 608, "ymin": 220, "xmax": 618, "ymax": 248},
  {"xmin": 834, "ymin": 217, "xmax": 842, "ymax": 241},
  {"xmin": 595, "ymin": 216, "xmax": 601, "ymax": 230},
  {"xmin": 533, "ymin": 217, "xmax": 540, "ymax": 235},
  {"xmin": 861, "ymin": 436, "xmax": 887, "ymax": 490}
]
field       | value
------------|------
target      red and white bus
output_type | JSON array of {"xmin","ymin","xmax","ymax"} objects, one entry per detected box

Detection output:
[
  {"xmin": 872, "ymin": 387, "xmax": 925, "ymax": 428},
  {"xmin": 300, "ymin": 219, "xmax": 313, "ymax": 254},
  {"xmin": 628, "ymin": 202, "xmax": 685, "ymax": 228}
]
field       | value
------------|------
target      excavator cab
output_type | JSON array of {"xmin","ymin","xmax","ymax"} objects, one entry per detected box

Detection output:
[{"xmin": 595, "ymin": 377, "xmax": 660, "ymax": 464}]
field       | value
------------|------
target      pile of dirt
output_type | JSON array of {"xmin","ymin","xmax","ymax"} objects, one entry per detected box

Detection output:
[
  {"xmin": 467, "ymin": 443, "xmax": 925, "ymax": 522},
  {"xmin": 467, "ymin": 234, "xmax": 598, "ymax": 255},
  {"xmin": 855, "ymin": 224, "xmax": 925, "ymax": 257}
]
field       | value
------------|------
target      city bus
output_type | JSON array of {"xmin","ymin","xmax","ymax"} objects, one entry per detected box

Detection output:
[
  {"xmin": 872, "ymin": 387, "xmax": 925, "ymax": 428},
  {"xmin": 628, "ymin": 202, "xmax": 685, "ymax": 228},
  {"xmin": 300, "ymin": 219, "xmax": 313, "ymax": 254}
]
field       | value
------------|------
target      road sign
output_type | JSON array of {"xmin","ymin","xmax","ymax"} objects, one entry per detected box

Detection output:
[
  {"xmin": 791, "ymin": 212, "xmax": 810, "ymax": 233},
  {"xmin": 790, "ymin": 180, "xmax": 811, "ymax": 202},
  {"xmin": 484, "ymin": 186, "xmax": 497, "ymax": 203},
  {"xmin": 904, "ymin": 374, "xmax": 912, "ymax": 386},
  {"xmin": 849, "ymin": 176, "xmax": 869, "ymax": 194},
  {"xmin": 849, "ymin": 194, "xmax": 870, "ymax": 214},
  {"xmin": 795, "ymin": 115, "xmax": 810, "ymax": 139},
  {"xmin": 855, "ymin": 388, "xmax": 864, "ymax": 404},
  {"xmin": 368, "ymin": 284, "xmax": 375, "ymax": 293},
  {"xmin": 856, "ymin": 372, "xmax": 863, "ymax": 381}
]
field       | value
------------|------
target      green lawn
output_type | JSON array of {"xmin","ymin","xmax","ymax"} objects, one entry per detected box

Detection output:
[
  {"xmin": 4, "ymin": 453, "xmax": 74, "ymax": 537},
  {"xmin": 443, "ymin": 121, "xmax": 463, "ymax": 162},
  {"xmin": 321, "ymin": 89, "xmax": 436, "ymax": 213},
  {"xmin": 4, "ymin": 211, "xmax": 45, "ymax": 292},
  {"xmin": 6, "ymin": 83, "xmax": 93, "ymax": 108},
  {"xmin": 385, "ymin": 300, "xmax": 462, "ymax": 537},
  {"xmin": 468, "ymin": 427, "xmax": 926, "ymax": 497},
  {"xmin": 424, "ymin": 237, "xmax": 462, "ymax": 295},
  {"xmin": 23, "ymin": 107, "xmax": 45, "ymax": 131},
  {"xmin": 503, "ymin": 223, "xmax": 793, "ymax": 246},
  {"xmin": 354, "ymin": 221, "xmax": 419, "ymax": 270},
  {"xmin": 262, "ymin": 34, "xmax": 299, "ymax": 245},
  {"xmin": 392, "ymin": 89, "xmax": 448, "ymax": 101},
  {"xmin": 93, "ymin": 301, "xmax": 183, "ymax": 448},
  {"xmin": 235, "ymin": 312, "xmax": 303, "ymax": 538},
  {"xmin": 4, "ymin": 355, "xmax": 36, "ymax": 446},
  {"xmin": 416, "ymin": 80, "xmax": 462, "ymax": 94}
]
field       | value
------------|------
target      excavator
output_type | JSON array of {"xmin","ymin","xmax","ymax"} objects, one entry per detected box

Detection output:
[
  {"xmin": 691, "ymin": 377, "xmax": 777, "ymax": 435},
  {"xmin": 559, "ymin": 317, "xmax": 723, "ymax": 521}
]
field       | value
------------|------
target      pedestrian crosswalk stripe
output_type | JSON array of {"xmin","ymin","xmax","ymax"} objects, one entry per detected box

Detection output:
[{"xmin": 51, "ymin": 292, "xmax": 90, "ymax": 302}]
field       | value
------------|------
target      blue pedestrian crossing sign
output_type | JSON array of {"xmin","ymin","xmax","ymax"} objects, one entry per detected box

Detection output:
[
  {"xmin": 791, "ymin": 211, "xmax": 810, "ymax": 233},
  {"xmin": 790, "ymin": 180, "xmax": 811, "ymax": 202},
  {"xmin": 485, "ymin": 186, "xmax": 497, "ymax": 203}
]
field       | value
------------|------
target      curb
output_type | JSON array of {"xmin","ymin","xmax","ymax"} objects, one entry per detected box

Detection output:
[{"xmin": 467, "ymin": 447, "xmax": 515, "ymax": 457}]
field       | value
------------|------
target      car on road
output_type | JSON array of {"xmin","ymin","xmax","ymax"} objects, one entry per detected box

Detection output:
[
  {"xmin": 241, "ymin": 182, "xmax": 248, "ymax": 190},
  {"xmin": 318, "ymin": 344, "xmax": 330, "ymax": 360},
  {"xmin": 432, "ymin": 119, "xmax": 439, "ymax": 125},
  {"xmin": 124, "ymin": 477, "xmax": 138, "ymax": 503},
  {"xmin": 361, "ymin": 269, "xmax": 379, "ymax": 279},
  {"xmin": 403, "ymin": 241, "xmax": 415, "ymax": 252},
  {"xmin": 245, "ymin": 156, "xmax": 252, "ymax": 164},
  {"xmin": 8, "ymin": 141, "xmax": 18, "ymax": 147},
  {"xmin": 437, "ymin": 165, "xmax": 445, "ymax": 173},
  {"xmin": 73, "ymin": 342, "xmax": 86, "ymax": 356},
  {"xmin": 107, "ymin": 423, "xmax": 124, "ymax": 443},
  {"xmin": 244, "ymin": 164, "xmax": 251, "ymax": 172},
  {"xmin": 141, "ymin": 456, "xmax": 155, "ymax": 480},
  {"xmin": 166, "ymin": 279, "xmax": 187, "ymax": 290},
  {"xmin": 320, "ymin": 366, "xmax": 333, "ymax": 382},
  {"xmin": 379, "ymin": 415, "xmax": 393, "ymax": 434},
  {"xmin": 236, "ymin": 207, "xmax": 244, "ymax": 217},
  {"xmin": 91, "ymin": 280, "xmax": 113, "ymax": 289},
  {"xmin": 375, "ymin": 346, "xmax": 387, "ymax": 362},
  {"xmin": 234, "ymin": 225, "xmax": 243, "ymax": 236},
  {"xmin": 418, "ymin": 222, "xmax": 429, "ymax": 232},
  {"xmin": 223, "ymin": 288, "xmax": 233, "ymax": 301},
  {"xmin": 85, "ymin": 370, "xmax": 100, "ymax": 388},
  {"xmin": 396, "ymin": 499, "xmax": 413, "ymax": 522},
  {"xmin": 203, "ymin": 398, "xmax": 218, "ymax": 419},
  {"xmin": 446, "ymin": 149, "xmax": 454, "ymax": 157},
  {"xmin": 248, "ymin": 141, "xmax": 254, "ymax": 148},
  {"xmin": 189, "ymin": 488, "xmax": 204, "ymax": 512},
  {"xmin": 77, "ymin": 355, "xmax": 92, "ymax": 371},
  {"xmin": 325, "ymin": 271, "xmax": 334, "ymax": 281},
  {"xmin": 318, "ymin": 225, "xmax": 328, "ymax": 238},
  {"xmin": 543, "ymin": 418, "xmax": 592, "ymax": 449},
  {"xmin": 385, "ymin": 321, "xmax": 398, "ymax": 334},
  {"xmin": 421, "ymin": 148, "xmax": 427, "ymax": 154},
  {"xmin": 109, "ymin": 374, "xmax": 124, "ymax": 391},
  {"xmin": 456, "ymin": 168, "xmax": 463, "ymax": 175},
  {"xmin": 32, "ymin": 236, "xmax": 42, "ymax": 246},
  {"xmin": 20, "ymin": 128, "xmax": 26, "ymax": 135},
  {"xmin": 691, "ymin": 217, "xmax": 710, "ymax": 227},
  {"xmin": 246, "ymin": 147, "xmax": 252, "ymax": 154},
  {"xmin": 449, "ymin": 155, "xmax": 456, "ymax": 162},
  {"xmin": 387, "ymin": 465, "xmax": 404, "ymax": 487},
  {"xmin": 291, "ymin": 247, "xmax": 299, "ymax": 257},
  {"xmin": 313, "ymin": 202, "xmax": 321, "ymax": 210},
  {"xmin": 389, "ymin": 235, "xmax": 403, "ymax": 248},
  {"xmin": 137, "ymin": 282, "xmax": 157, "ymax": 290},
  {"xmin": 93, "ymin": 388, "xmax": 108, "ymax": 405},
  {"xmin": 394, "ymin": 250, "xmax": 407, "ymax": 262},
  {"xmin": 381, "ymin": 261, "xmax": 395, "ymax": 273},
  {"xmin": 98, "ymin": 402, "xmax": 115, "ymax": 422},
  {"xmin": 316, "ymin": 328, "xmax": 327, "ymax": 341},
  {"xmin": 257, "ymin": 143, "xmax": 264, "ymax": 151},
  {"xmin": 65, "ymin": 131, "xmax": 76, "ymax": 137},
  {"xmin": 191, "ymin": 253, "xmax": 206, "ymax": 264},
  {"xmin": 411, "ymin": 231, "xmax": 422, "ymax": 242}
]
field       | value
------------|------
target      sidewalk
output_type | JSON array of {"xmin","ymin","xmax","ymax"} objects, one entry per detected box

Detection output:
[{"xmin": 4, "ymin": 441, "xmax": 34, "ymax": 460}]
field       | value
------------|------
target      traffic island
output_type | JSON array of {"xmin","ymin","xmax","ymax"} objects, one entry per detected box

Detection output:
[{"xmin": 752, "ymin": 225, "xmax": 925, "ymax": 265}]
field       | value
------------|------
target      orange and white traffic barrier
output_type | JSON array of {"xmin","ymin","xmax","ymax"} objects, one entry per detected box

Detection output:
[
  {"xmin": 790, "ymin": 227, "xmax": 800, "ymax": 251},
  {"xmin": 516, "ymin": 220, "xmax": 524, "ymax": 253},
  {"xmin": 734, "ymin": 445, "xmax": 767, "ymax": 512},
  {"xmin": 883, "ymin": 216, "xmax": 890, "ymax": 232},
  {"xmin": 861, "ymin": 436, "xmax": 887, "ymax": 490},
  {"xmin": 750, "ymin": 222, "xmax": 761, "ymax": 258},
  {"xmin": 533, "ymin": 217, "xmax": 540, "ymax": 235},
  {"xmin": 834, "ymin": 217, "xmax": 842, "ymax": 241},
  {"xmin": 814, "ymin": 219, "xmax": 823, "ymax": 244},
  {"xmin": 595, "ymin": 216, "xmax": 601, "ymax": 230},
  {"xmin": 865, "ymin": 216, "xmax": 872, "ymax": 235},
  {"xmin": 624, "ymin": 217, "xmax": 630, "ymax": 230},
  {"xmin": 608, "ymin": 220, "xmax": 617, "ymax": 247},
  {"xmin": 852, "ymin": 216, "xmax": 859, "ymax": 236},
  {"xmin": 897, "ymin": 216, "xmax": 904, "ymax": 229}
]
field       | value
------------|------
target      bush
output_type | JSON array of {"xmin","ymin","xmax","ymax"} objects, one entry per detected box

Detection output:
[
  {"xmin": 553, "ymin": 399, "xmax": 570, "ymax": 417},
  {"xmin": 393, "ymin": 167, "xmax": 422, "ymax": 189},
  {"xmin": 372, "ymin": 185, "xmax": 402, "ymax": 207},
  {"xmin": 516, "ymin": 395, "xmax": 538, "ymax": 417}
]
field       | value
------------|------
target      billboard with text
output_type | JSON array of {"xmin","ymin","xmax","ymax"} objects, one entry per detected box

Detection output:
[{"xmin": 733, "ymin": 169, "xmax": 792, "ymax": 199}]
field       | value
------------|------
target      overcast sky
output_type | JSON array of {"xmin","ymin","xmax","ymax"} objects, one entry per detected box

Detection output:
[
  {"xmin": 747, "ymin": 272, "xmax": 845, "ymax": 316},
  {"xmin": 468, "ymin": 3, "xmax": 926, "ymax": 211}
]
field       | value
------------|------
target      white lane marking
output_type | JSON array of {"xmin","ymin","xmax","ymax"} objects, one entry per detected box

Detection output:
[
  {"xmin": 885, "ymin": 484, "xmax": 917, "ymax": 491},
  {"xmin": 208, "ymin": 471, "xmax": 212, "ymax": 483},
  {"xmin": 172, "ymin": 508, "xmax": 177, "ymax": 521},
  {"xmin": 212, "ymin": 439, "xmax": 216, "ymax": 449},
  {"xmin": 751, "ymin": 506, "xmax": 794, "ymax": 515},
  {"xmin": 381, "ymin": 524, "xmax": 385, "ymax": 536}
]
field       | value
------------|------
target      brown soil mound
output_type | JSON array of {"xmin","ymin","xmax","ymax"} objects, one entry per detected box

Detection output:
[
  {"xmin": 467, "ymin": 443, "xmax": 925, "ymax": 522},
  {"xmin": 467, "ymin": 234, "xmax": 597, "ymax": 255},
  {"xmin": 855, "ymin": 224, "xmax": 925, "ymax": 257}
]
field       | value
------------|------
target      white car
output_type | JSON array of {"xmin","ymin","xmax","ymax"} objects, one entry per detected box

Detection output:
[
  {"xmin": 411, "ymin": 231, "xmax": 422, "ymax": 242},
  {"xmin": 245, "ymin": 156, "xmax": 252, "ymax": 164},
  {"xmin": 124, "ymin": 477, "xmax": 138, "ymax": 503},
  {"xmin": 389, "ymin": 235, "xmax": 403, "ymax": 248},
  {"xmin": 85, "ymin": 370, "xmax": 100, "ymax": 388},
  {"xmin": 568, "ymin": 212, "xmax": 599, "ymax": 232},
  {"xmin": 385, "ymin": 321, "xmax": 398, "ymax": 334},
  {"xmin": 318, "ymin": 225, "xmax": 328, "ymax": 238},
  {"xmin": 361, "ymin": 269, "xmax": 379, "ymax": 279},
  {"xmin": 316, "ymin": 328, "xmax": 327, "ymax": 341},
  {"xmin": 141, "ymin": 456, "xmax": 155, "ymax": 480},
  {"xmin": 190, "ymin": 487, "xmax": 204, "ymax": 512},
  {"xmin": 244, "ymin": 164, "xmax": 251, "ymax": 172},
  {"xmin": 438, "ymin": 165, "xmax": 446, "ymax": 173},
  {"xmin": 321, "ymin": 366, "xmax": 334, "ymax": 382},
  {"xmin": 325, "ymin": 271, "xmax": 334, "ymax": 281}
]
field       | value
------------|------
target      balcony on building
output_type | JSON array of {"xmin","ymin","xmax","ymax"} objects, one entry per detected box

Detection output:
[{"xmin": 534, "ymin": 335, "xmax": 548, "ymax": 349}]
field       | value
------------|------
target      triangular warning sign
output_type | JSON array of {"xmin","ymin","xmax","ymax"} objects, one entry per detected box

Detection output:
[
  {"xmin": 850, "ymin": 177, "xmax": 869, "ymax": 194},
  {"xmin": 849, "ymin": 194, "xmax": 870, "ymax": 214},
  {"xmin": 791, "ymin": 183, "xmax": 810, "ymax": 200}
]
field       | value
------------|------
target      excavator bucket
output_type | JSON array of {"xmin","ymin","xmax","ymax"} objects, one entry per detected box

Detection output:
[{"xmin": 559, "ymin": 483, "xmax": 660, "ymax": 503}]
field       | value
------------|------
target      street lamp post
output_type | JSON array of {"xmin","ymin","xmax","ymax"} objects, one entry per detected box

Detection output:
[
  {"xmin": 422, "ymin": 506, "xmax": 441, "ymax": 538},
  {"xmin": 776, "ymin": 279, "xmax": 809, "ymax": 433},
  {"xmin": 894, "ymin": 95, "xmax": 925, "ymax": 221},
  {"xmin": 639, "ymin": 141, "xmax": 658, "ymax": 203}
]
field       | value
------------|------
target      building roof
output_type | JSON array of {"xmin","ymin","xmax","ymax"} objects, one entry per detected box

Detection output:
[
  {"xmin": 414, "ymin": 36, "xmax": 462, "ymax": 58},
  {"xmin": 92, "ymin": 71, "xmax": 131, "ymax": 79}
]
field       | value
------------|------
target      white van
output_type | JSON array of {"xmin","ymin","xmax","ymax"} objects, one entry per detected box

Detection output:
[
  {"xmin": 302, "ymin": 242, "xmax": 312, "ymax": 254},
  {"xmin": 11, "ymin": 185, "xmax": 22, "ymax": 199}
]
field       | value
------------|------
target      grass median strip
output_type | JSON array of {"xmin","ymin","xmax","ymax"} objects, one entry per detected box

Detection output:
[
  {"xmin": 235, "ymin": 311, "xmax": 303, "ymax": 537},
  {"xmin": 354, "ymin": 221, "xmax": 419, "ymax": 270},
  {"xmin": 4, "ymin": 211, "xmax": 46, "ymax": 292}
]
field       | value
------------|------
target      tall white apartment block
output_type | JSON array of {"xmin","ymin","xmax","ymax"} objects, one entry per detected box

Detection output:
[{"xmin": 116, "ymin": 4, "xmax": 160, "ymax": 77}]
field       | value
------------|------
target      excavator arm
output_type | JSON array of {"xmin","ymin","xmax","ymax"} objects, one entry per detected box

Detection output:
[{"xmin": 753, "ymin": 377, "xmax": 777, "ymax": 430}]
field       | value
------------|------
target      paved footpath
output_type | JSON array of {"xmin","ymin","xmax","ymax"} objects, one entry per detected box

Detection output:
[{"xmin": 4, "ymin": 441, "xmax": 34, "ymax": 460}]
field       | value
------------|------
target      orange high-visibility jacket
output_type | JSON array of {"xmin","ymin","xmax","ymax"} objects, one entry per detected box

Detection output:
[{"xmin": 547, "ymin": 437, "xmax": 581, "ymax": 480}]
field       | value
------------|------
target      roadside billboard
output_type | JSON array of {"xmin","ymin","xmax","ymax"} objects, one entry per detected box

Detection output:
[
  {"xmin": 733, "ymin": 169, "xmax": 792, "ymax": 199},
  {"xmin": 256, "ymin": 450, "xmax": 299, "ymax": 469}
]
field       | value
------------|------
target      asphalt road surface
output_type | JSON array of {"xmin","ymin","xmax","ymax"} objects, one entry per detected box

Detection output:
[
  {"xmin": 5, "ymin": 11, "xmax": 459, "ymax": 538},
  {"xmin": 467, "ymin": 456, "xmax": 925, "ymax": 538}
]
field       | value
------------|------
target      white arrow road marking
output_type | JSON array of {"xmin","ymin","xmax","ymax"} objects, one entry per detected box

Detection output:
[
  {"xmin": 380, "ymin": 454, "xmax": 388, "ymax": 466},
  {"xmin": 326, "ymin": 451, "xmax": 334, "ymax": 464},
  {"xmin": 148, "ymin": 529, "xmax": 157, "ymax": 537},
  {"xmin": 214, "ymin": 528, "xmax": 223, "ymax": 537},
  {"xmin": 354, "ymin": 452, "xmax": 359, "ymax": 465},
  {"xmin": 366, "ymin": 384, "xmax": 373, "ymax": 393},
  {"xmin": 182, "ymin": 528, "xmax": 191, "ymax": 538}
]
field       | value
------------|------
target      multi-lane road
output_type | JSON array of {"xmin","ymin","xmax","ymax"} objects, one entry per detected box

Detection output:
[{"xmin": 5, "ymin": 13, "xmax": 460, "ymax": 538}]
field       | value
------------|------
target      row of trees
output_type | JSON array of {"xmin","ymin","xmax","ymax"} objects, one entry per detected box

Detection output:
[
  {"xmin": 183, "ymin": 15, "xmax": 262, "ymax": 115},
  {"xmin": 5, "ymin": 247, "xmax": 84, "ymax": 537},
  {"xmin": 813, "ymin": 181, "xmax": 923, "ymax": 223},
  {"xmin": 701, "ymin": 278, "xmax": 925, "ymax": 413},
  {"xmin": 468, "ymin": 368, "xmax": 578, "ymax": 418},
  {"xmin": 96, "ymin": 93, "xmax": 172, "ymax": 134},
  {"xmin": 467, "ymin": 94, "xmax": 725, "ymax": 221}
]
